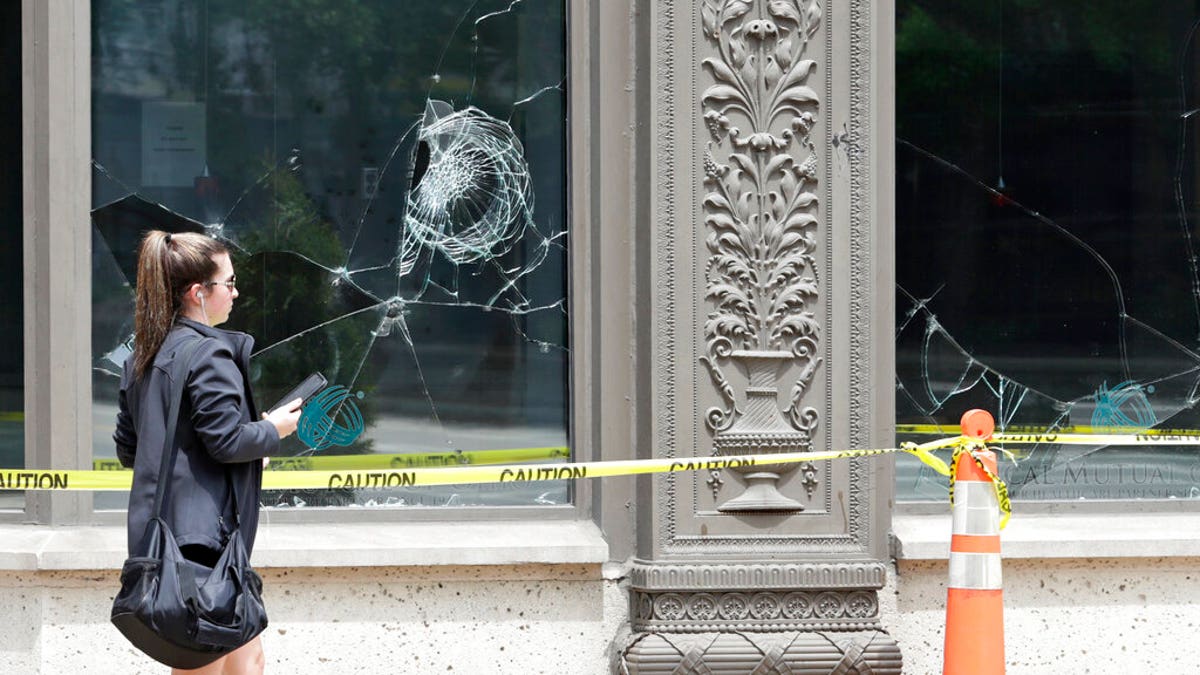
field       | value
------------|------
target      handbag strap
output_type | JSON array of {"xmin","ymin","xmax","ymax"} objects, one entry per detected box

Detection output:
[{"xmin": 150, "ymin": 336, "xmax": 207, "ymax": 519}]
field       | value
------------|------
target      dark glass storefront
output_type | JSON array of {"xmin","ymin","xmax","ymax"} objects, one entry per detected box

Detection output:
[{"xmin": 896, "ymin": 0, "xmax": 1200, "ymax": 500}]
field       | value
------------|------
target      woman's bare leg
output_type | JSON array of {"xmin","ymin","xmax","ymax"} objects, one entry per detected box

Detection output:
[
  {"xmin": 168, "ymin": 637, "xmax": 264, "ymax": 675},
  {"xmin": 171, "ymin": 655, "xmax": 226, "ymax": 675},
  {"xmin": 221, "ymin": 637, "xmax": 264, "ymax": 675}
]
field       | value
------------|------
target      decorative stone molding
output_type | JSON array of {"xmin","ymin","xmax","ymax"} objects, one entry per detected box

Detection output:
[
  {"xmin": 628, "ymin": 562, "xmax": 888, "ymax": 635},
  {"xmin": 632, "ymin": 589, "xmax": 880, "ymax": 633},
  {"xmin": 847, "ymin": 0, "xmax": 873, "ymax": 455},
  {"xmin": 618, "ymin": 631, "xmax": 902, "ymax": 674},
  {"xmin": 630, "ymin": 562, "xmax": 887, "ymax": 591}
]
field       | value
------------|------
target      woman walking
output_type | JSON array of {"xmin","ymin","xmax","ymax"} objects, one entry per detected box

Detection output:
[{"xmin": 114, "ymin": 231, "xmax": 302, "ymax": 674}]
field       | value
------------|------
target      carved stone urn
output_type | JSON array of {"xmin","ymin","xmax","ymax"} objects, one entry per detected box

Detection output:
[{"xmin": 715, "ymin": 349, "xmax": 812, "ymax": 511}]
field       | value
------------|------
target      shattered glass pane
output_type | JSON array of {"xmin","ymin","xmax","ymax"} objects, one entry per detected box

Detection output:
[
  {"xmin": 897, "ymin": 1, "xmax": 1200, "ymax": 500},
  {"xmin": 91, "ymin": 0, "xmax": 569, "ymax": 509}
]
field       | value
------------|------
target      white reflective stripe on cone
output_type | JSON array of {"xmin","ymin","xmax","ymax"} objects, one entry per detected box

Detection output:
[
  {"xmin": 952, "ymin": 481, "xmax": 1000, "ymax": 536},
  {"xmin": 948, "ymin": 551, "xmax": 1003, "ymax": 590}
]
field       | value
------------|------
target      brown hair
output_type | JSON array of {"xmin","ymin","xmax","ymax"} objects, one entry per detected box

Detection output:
[{"xmin": 132, "ymin": 231, "xmax": 228, "ymax": 379}]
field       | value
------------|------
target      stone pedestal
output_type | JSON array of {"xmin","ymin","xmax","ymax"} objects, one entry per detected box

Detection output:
[
  {"xmin": 621, "ymin": 631, "xmax": 900, "ymax": 675},
  {"xmin": 617, "ymin": 563, "xmax": 900, "ymax": 673}
]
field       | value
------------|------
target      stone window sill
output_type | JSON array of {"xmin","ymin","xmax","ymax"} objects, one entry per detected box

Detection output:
[
  {"xmin": 892, "ymin": 512, "xmax": 1200, "ymax": 560},
  {"xmin": 0, "ymin": 520, "xmax": 609, "ymax": 571}
]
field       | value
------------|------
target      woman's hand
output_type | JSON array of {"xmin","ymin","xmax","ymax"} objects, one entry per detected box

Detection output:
[{"xmin": 262, "ymin": 398, "xmax": 303, "ymax": 440}]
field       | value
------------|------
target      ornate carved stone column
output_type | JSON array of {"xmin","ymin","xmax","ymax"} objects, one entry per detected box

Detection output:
[{"xmin": 615, "ymin": 0, "xmax": 898, "ymax": 671}]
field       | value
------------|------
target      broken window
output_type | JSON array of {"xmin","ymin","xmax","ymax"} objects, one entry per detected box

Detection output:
[
  {"xmin": 91, "ymin": 0, "xmax": 569, "ymax": 509},
  {"xmin": 897, "ymin": 1, "xmax": 1200, "ymax": 500}
]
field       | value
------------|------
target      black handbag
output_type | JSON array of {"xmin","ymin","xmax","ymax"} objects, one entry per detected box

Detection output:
[{"xmin": 111, "ymin": 337, "xmax": 269, "ymax": 669}]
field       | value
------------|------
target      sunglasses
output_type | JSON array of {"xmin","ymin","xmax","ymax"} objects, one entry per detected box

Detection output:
[{"xmin": 203, "ymin": 276, "xmax": 237, "ymax": 290}]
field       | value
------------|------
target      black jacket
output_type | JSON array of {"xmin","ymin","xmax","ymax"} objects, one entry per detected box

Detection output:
[{"xmin": 114, "ymin": 318, "xmax": 279, "ymax": 555}]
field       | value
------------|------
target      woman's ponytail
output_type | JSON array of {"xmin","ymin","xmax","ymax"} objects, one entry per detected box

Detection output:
[{"xmin": 131, "ymin": 230, "xmax": 228, "ymax": 380}]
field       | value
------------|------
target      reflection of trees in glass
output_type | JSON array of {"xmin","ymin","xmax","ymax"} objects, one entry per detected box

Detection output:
[
  {"xmin": 229, "ymin": 165, "xmax": 378, "ymax": 507},
  {"xmin": 227, "ymin": 164, "xmax": 378, "ymax": 453}
]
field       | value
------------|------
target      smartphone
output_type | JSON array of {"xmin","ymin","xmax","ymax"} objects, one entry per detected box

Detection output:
[{"xmin": 266, "ymin": 372, "xmax": 327, "ymax": 414}]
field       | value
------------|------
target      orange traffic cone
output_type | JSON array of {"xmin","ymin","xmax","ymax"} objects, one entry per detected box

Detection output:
[{"xmin": 942, "ymin": 409, "xmax": 1005, "ymax": 675}]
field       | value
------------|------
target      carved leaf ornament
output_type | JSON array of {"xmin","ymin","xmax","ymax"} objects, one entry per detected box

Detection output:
[{"xmin": 700, "ymin": 0, "xmax": 823, "ymax": 434}]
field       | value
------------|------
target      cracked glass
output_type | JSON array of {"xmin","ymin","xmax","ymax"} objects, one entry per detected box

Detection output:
[
  {"xmin": 91, "ymin": 0, "xmax": 569, "ymax": 509},
  {"xmin": 896, "ymin": 1, "xmax": 1200, "ymax": 500}
]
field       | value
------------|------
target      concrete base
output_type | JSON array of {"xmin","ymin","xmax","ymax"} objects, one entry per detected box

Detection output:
[
  {"xmin": 6, "ymin": 555, "xmax": 1200, "ymax": 673},
  {"xmin": 0, "ymin": 564, "xmax": 628, "ymax": 674},
  {"xmin": 883, "ymin": 557, "xmax": 1200, "ymax": 674}
]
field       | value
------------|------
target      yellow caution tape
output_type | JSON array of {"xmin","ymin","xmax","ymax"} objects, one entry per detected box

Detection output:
[
  {"xmin": 991, "ymin": 432, "xmax": 1200, "ymax": 445},
  {"xmin": 14, "ymin": 430, "xmax": 1162, "ymax": 536},
  {"xmin": 946, "ymin": 440, "xmax": 1012, "ymax": 530},
  {"xmin": 0, "ymin": 439, "xmax": 957, "ymax": 492},
  {"xmin": 0, "ymin": 471, "xmax": 127, "ymax": 491},
  {"xmin": 90, "ymin": 447, "xmax": 570, "ymax": 473},
  {"xmin": 900, "ymin": 423, "xmax": 1200, "ymax": 438}
]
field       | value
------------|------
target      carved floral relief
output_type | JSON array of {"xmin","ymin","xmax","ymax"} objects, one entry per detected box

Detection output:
[{"xmin": 699, "ymin": 0, "xmax": 823, "ymax": 511}]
